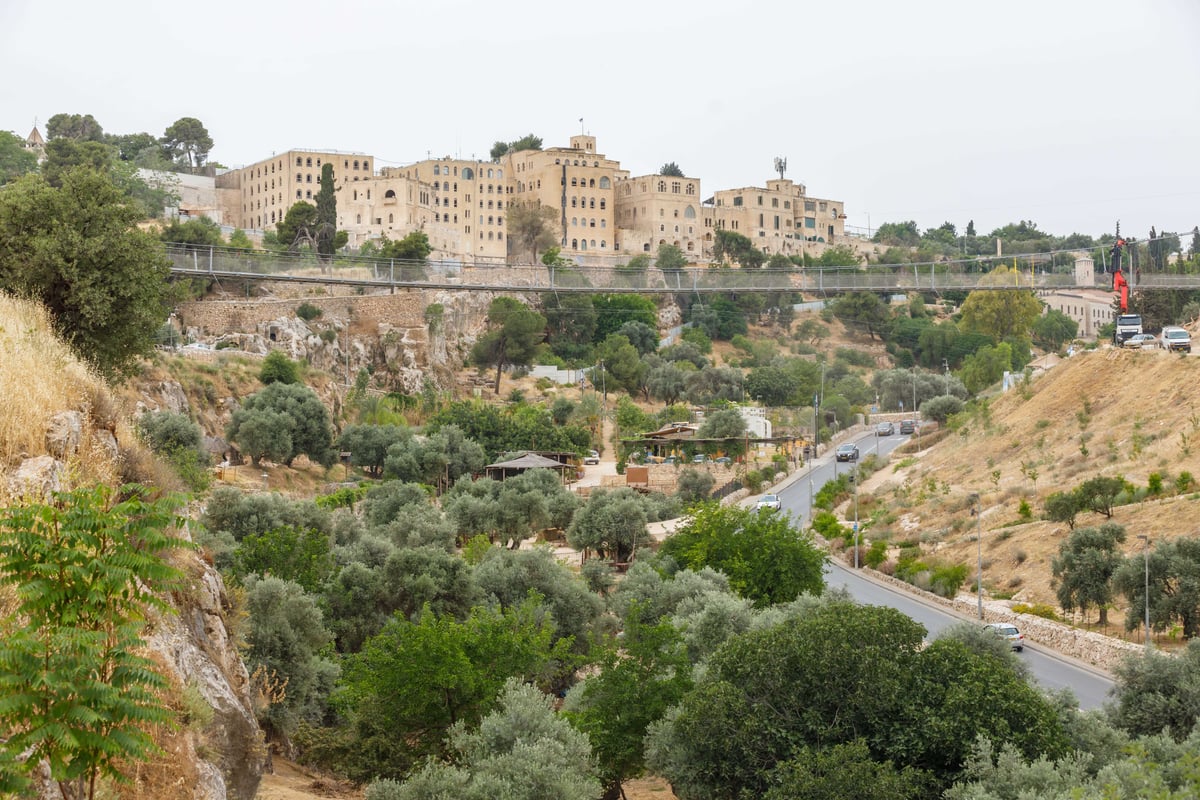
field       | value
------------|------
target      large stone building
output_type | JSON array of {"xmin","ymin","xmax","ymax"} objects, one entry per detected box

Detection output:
[
  {"xmin": 709, "ymin": 178, "xmax": 845, "ymax": 258},
  {"xmin": 216, "ymin": 149, "xmax": 375, "ymax": 232},
  {"xmin": 613, "ymin": 171, "xmax": 709, "ymax": 257},
  {"xmin": 503, "ymin": 135, "xmax": 627, "ymax": 262},
  {"xmin": 214, "ymin": 135, "xmax": 847, "ymax": 267},
  {"xmin": 1042, "ymin": 256, "xmax": 1114, "ymax": 339}
]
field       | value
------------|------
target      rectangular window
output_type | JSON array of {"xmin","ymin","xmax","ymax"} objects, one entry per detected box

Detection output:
[{"xmin": 805, "ymin": 217, "xmax": 816, "ymax": 229}]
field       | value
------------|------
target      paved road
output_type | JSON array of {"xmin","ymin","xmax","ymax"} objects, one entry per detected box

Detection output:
[{"xmin": 772, "ymin": 430, "xmax": 1116, "ymax": 711}]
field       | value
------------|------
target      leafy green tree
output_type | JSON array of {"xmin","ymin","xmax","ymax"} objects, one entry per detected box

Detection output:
[
  {"xmin": 259, "ymin": 349, "xmax": 301, "ymax": 385},
  {"xmin": 1032, "ymin": 308, "xmax": 1078, "ymax": 351},
  {"xmin": 234, "ymin": 525, "xmax": 336, "ymax": 593},
  {"xmin": 0, "ymin": 486, "xmax": 188, "ymax": 799},
  {"xmin": 227, "ymin": 228, "xmax": 255, "ymax": 250},
  {"xmin": 506, "ymin": 201, "xmax": 558, "ymax": 262},
  {"xmin": 920, "ymin": 394, "xmax": 964, "ymax": 423},
  {"xmin": 745, "ymin": 365, "xmax": 800, "ymax": 406},
  {"xmin": 595, "ymin": 333, "xmax": 646, "ymax": 395},
  {"xmin": 541, "ymin": 292, "xmax": 598, "ymax": 363},
  {"xmin": 490, "ymin": 134, "xmax": 543, "ymax": 160},
  {"xmin": 1044, "ymin": 490, "xmax": 1082, "ymax": 529},
  {"xmin": 1076, "ymin": 475, "xmax": 1128, "ymax": 519},
  {"xmin": 565, "ymin": 618, "xmax": 694, "ymax": 797},
  {"xmin": 158, "ymin": 216, "xmax": 223, "ymax": 248},
  {"xmin": 384, "ymin": 424, "xmax": 486, "ymax": 493},
  {"xmin": 645, "ymin": 361, "xmax": 689, "ymax": 404},
  {"xmin": 1108, "ymin": 641, "xmax": 1200, "ymax": 740},
  {"xmin": 676, "ymin": 468, "xmax": 716, "ymax": 505},
  {"xmin": 764, "ymin": 741, "xmax": 928, "ymax": 800},
  {"xmin": 367, "ymin": 679, "xmax": 599, "ymax": 800},
  {"xmin": 336, "ymin": 599, "xmax": 571, "ymax": 782},
  {"xmin": 1115, "ymin": 538, "xmax": 1200, "ymax": 639},
  {"xmin": 161, "ymin": 116, "xmax": 213, "ymax": 173},
  {"xmin": 655, "ymin": 242, "xmax": 688, "ymax": 273},
  {"xmin": 0, "ymin": 168, "xmax": 172, "ymax": 378},
  {"xmin": 379, "ymin": 230, "xmax": 431, "ymax": 280},
  {"xmin": 339, "ymin": 424, "xmax": 411, "ymax": 477},
  {"xmin": 108, "ymin": 131, "xmax": 163, "ymax": 164},
  {"xmin": 592, "ymin": 293, "xmax": 658, "ymax": 342},
  {"xmin": 960, "ymin": 278, "xmax": 1043, "ymax": 341},
  {"xmin": 697, "ymin": 407, "xmax": 747, "ymax": 447},
  {"xmin": 444, "ymin": 469, "xmax": 577, "ymax": 549},
  {"xmin": 567, "ymin": 487, "xmax": 651, "ymax": 564},
  {"xmin": 474, "ymin": 547, "xmax": 602, "ymax": 652},
  {"xmin": 659, "ymin": 162, "xmax": 684, "ymax": 177},
  {"xmin": 136, "ymin": 410, "xmax": 203, "ymax": 456},
  {"xmin": 470, "ymin": 296, "xmax": 546, "ymax": 394},
  {"xmin": 46, "ymin": 113, "xmax": 105, "ymax": 142},
  {"xmin": 661, "ymin": 503, "xmax": 826, "ymax": 606},
  {"xmin": 712, "ymin": 229, "xmax": 764, "ymax": 268},
  {"xmin": 815, "ymin": 244, "xmax": 862, "ymax": 267},
  {"xmin": 616, "ymin": 320, "xmax": 658, "ymax": 355},
  {"xmin": 872, "ymin": 220, "xmax": 921, "ymax": 246},
  {"xmin": 833, "ymin": 291, "xmax": 892, "ymax": 340},
  {"xmin": 685, "ymin": 365, "xmax": 744, "ymax": 406},
  {"xmin": 1052, "ymin": 522, "xmax": 1125, "ymax": 625},
  {"xmin": 227, "ymin": 382, "xmax": 335, "ymax": 467},
  {"xmin": 315, "ymin": 162, "xmax": 338, "ymax": 259},
  {"xmin": 242, "ymin": 575, "xmax": 337, "ymax": 738},
  {"xmin": 41, "ymin": 138, "xmax": 114, "ymax": 186},
  {"xmin": 0, "ymin": 130, "xmax": 38, "ymax": 184},
  {"xmin": 276, "ymin": 200, "xmax": 320, "ymax": 250},
  {"xmin": 959, "ymin": 342, "xmax": 1012, "ymax": 394}
]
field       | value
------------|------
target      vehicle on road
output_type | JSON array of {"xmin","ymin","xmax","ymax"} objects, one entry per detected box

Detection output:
[
  {"xmin": 1114, "ymin": 313, "xmax": 1144, "ymax": 346},
  {"xmin": 985, "ymin": 622, "xmax": 1025, "ymax": 652},
  {"xmin": 1161, "ymin": 326, "xmax": 1192, "ymax": 353},
  {"xmin": 1123, "ymin": 333, "xmax": 1157, "ymax": 349},
  {"xmin": 755, "ymin": 493, "xmax": 782, "ymax": 511},
  {"xmin": 898, "ymin": 419, "xmax": 916, "ymax": 435},
  {"xmin": 875, "ymin": 421, "xmax": 895, "ymax": 436},
  {"xmin": 583, "ymin": 449, "xmax": 600, "ymax": 464},
  {"xmin": 835, "ymin": 443, "xmax": 860, "ymax": 462}
]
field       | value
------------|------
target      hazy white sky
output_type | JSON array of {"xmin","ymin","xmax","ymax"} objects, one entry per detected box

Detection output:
[{"xmin": 3, "ymin": 0, "xmax": 1198, "ymax": 241}]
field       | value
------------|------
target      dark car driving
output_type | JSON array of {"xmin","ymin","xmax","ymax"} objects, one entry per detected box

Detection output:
[{"xmin": 835, "ymin": 443, "xmax": 859, "ymax": 462}]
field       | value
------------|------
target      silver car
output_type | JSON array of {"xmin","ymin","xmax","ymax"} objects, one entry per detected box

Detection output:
[{"xmin": 985, "ymin": 623, "xmax": 1024, "ymax": 652}]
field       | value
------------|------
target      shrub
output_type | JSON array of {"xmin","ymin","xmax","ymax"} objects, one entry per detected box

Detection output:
[
  {"xmin": 1012, "ymin": 602, "xmax": 1059, "ymax": 620},
  {"xmin": 259, "ymin": 350, "xmax": 300, "ymax": 385},
  {"xmin": 1148, "ymin": 472, "xmax": 1164, "ymax": 495},
  {"xmin": 865, "ymin": 539, "xmax": 888, "ymax": 569},
  {"xmin": 929, "ymin": 563, "xmax": 969, "ymax": 598},
  {"xmin": 319, "ymin": 328, "xmax": 337, "ymax": 344},
  {"xmin": 1178, "ymin": 472, "xmax": 1196, "ymax": 493},
  {"xmin": 296, "ymin": 302, "xmax": 322, "ymax": 321},
  {"xmin": 1017, "ymin": 499, "xmax": 1032, "ymax": 520}
]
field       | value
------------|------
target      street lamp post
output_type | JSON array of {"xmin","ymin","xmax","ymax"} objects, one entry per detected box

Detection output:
[
  {"xmin": 1138, "ymin": 534, "xmax": 1151, "ymax": 650},
  {"xmin": 971, "ymin": 493, "xmax": 983, "ymax": 619}
]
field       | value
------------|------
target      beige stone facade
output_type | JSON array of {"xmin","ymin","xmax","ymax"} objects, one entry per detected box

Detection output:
[
  {"xmin": 710, "ymin": 178, "xmax": 845, "ymax": 257},
  {"xmin": 216, "ymin": 149, "xmax": 375, "ymax": 232},
  {"xmin": 613, "ymin": 172, "xmax": 707, "ymax": 258},
  {"xmin": 1042, "ymin": 257, "xmax": 1114, "ymax": 339},
  {"xmin": 504, "ymin": 135, "xmax": 628, "ymax": 261}
]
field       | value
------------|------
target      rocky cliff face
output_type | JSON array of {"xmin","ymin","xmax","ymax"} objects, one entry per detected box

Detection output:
[{"xmin": 6, "ymin": 410, "xmax": 265, "ymax": 800}]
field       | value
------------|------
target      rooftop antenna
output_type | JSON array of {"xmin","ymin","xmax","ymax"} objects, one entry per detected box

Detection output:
[
  {"xmin": 774, "ymin": 156, "xmax": 787, "ymax": 180},
  {"xmin": 579, "ymin": 117, "xmax": 585, "ymax": 135}
]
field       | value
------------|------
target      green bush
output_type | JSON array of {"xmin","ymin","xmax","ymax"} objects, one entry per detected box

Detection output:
[
  {"xmin": 1178, "ymin": 472, "xmax": 1196, "ymax": 493},
  {"xmin": 865, "ymin": 539, "xmax": 888, "ymax": 569},
  {"xmin": 314, "ymin": 484, "xmax": 369, "ymax": 510},
  {"xmin": 319, "ymin": 328, "xmax": 337, "ymax": 344},
  {"xmin": 259, "ymin": 350, "xmax": 300, "ymax": 385},
  {"xmin": 929, "ymin": 563, "xmax": 969, "ymax": 598},
  {"xmin": 296, "ymin": 302, "xmax": 322, "ymax": 321},
  {"xmin": 1148, "ymin": 472, "xmax": 1164, "ymax": 495},
  {"xmin": 1012, "ymin": 602, "xmax": 1060, "ymax": 621}
]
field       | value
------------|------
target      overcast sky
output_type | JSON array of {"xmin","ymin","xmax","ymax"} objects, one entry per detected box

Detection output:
[{"xmin": 3, "ymin": 0, "xmax": 1198, "ymax": 242}]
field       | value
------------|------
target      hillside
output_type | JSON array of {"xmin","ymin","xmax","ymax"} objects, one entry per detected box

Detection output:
[
  {"xmin": 0, "ymin": 294, "xmax": 265, "ymax": 800},
  {"xmin": 858, "ymin": 346, "xmax": 1200, "ymax": 639}
]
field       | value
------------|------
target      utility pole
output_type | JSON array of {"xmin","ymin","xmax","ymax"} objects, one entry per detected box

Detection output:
[
  {"xmin": 971, "ymin": 493, "xmax": 983, "ymax": 619},
  {"xmin": 1138, "ymin": 534, "xmax": 1151, "ymax": 650}
]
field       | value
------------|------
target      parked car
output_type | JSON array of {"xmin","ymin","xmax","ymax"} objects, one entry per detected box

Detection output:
[
  {"xmin": 1123, "ymin": 333, "xmax": 1158, "ymax": 349},
  {"xmin": 875, "ymin": 421, "xmax": 895, "ymax": 436},
  {"xmin": 1161, "ymin": 326, "xmax": 1192, "ymax": 353},
  {"xmin": 835, "ymin": 443, "xmax": 860, "ymax": 462},
  {"xmin": 985, "ymin": 622, "xmax": 1025, "ymax": 652},
  {"xmin": 692, "ymin": 453, "xmax": 711, "ymax": 463},
  {"xmin": 583, "ymin": 449, "xmax": 600, "ymax": 465},
  {"xmin": 756, "ymin": 493, "xmax": 782, "ymax": 511},
  {"xmin": 714, "ymin": 456, "xmax": 733, "ymax": 465},
  {"xmin": 898, "ymin": 419, "xmax": 916, "ymax": 435}
]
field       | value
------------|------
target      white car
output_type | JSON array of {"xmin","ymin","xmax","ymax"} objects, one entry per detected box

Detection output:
[
  {"xmin": 1161, "ymin": 326, "xmax": 1192, "ymax": 353},
  {"xmin": 985, "ymin": 623, "xmax": 1024, "ymax": 652},
  {"xmin": 583, "ymin": 450, "xmax": 600, "ymax": 465},
  {"xmin": 755, "ymin": 493, "xmax": 782, "ymax": 511}
]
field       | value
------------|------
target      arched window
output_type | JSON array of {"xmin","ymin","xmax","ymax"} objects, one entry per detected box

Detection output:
[
  {"xmin": 385, "ymin": 189, "xmax": 396, "ymax": 199},
  {"xmin": 296, "ymin": 190, "xmax": 302, "ymax": 199},
  {"xmin": 643, "ymin": 243, "xmax": 651, "ymax": 252},
  {"xmin": 295, "ymin": 157, "xmax": 302, "ymax": 166},
  {"xmin": 306, "ymin": 174, "xmax": 312, "ymax": 183},
  {"xmin": 687, "ymin": 241, "xmax": 695, "ymax": 251},
  {"xmin": 572, "ymin": 239, "xmax": 579, "ymax": 249},
  {"xmin": 571, "ymin": 177, "xmax": 578, "ymax": 187},
  {"xmin": 388, "ymin": 213, "xmax": 393, "ymax": 223},
  {"xmin": 496, "ymin": 169, "xmax": 503, "ymax": 178},
  {"xmin": 600, "ymin": 219, "xmax": 606, "ymax": 228},
  {"xmin": 306, "ymin": 190, "xmax": 312, "ymax": 199},
  {"xmin": 571, "ymin": 197, "xmax": 577, "ymax": 207},
  {"xmin": 433, "ymin": 165, "xmax": 440, "ymax": 175},
  {"xmin": 589, "ymin": 178, "xmax": 595, "ymax": 188},
  {"xmin": 353, "ymin": 190, "xmax": 358, "ymax": 200},
  {"xmin": 498, "ymin": 232, "xmax": 503, "ymax": 240},
  {"xmin": 296, "ymin": 173, "xmax": 302, "ymax": 182},
  {"xmin": 443, "ymin": 181, "xmax": 449, "ymax": 190},
  {"xmin": 590, "ymin": 219, "xmax": 596, "ymax": 228},
  {"xmin": 600, "ymin": 199, "xmax": 606, "ymax": 209},
  {"xmin": 487, "ymin": 168, "xmax": 494, "ymax": 178},
  {"xmin": 684, "ymin": 205, "xmax": 696, "ymax": 218},
  {"xmin": 572, "ymin": 217, "xmax": 578, "ymax": 226},
  {"xmin": 462, "ymin": 167, "xmax": 474, "ymax": 180},
  {"xmin": 580, "ymin": 240, "xmax": 588, "ymax": 251},
  {"xmin": 306, "ymin": 158, "xmax": 312, "ymax": 167},
  {"xmin": 599, "ymin": 176, "xmax": 611, "ymax": 189},
  {"xmin": 356, "ymin": 214, "xmax": 361, "ymax": 223},
  {"xmin": 658, "ymin": 180, "xmax": 666, "ymax": 192}
]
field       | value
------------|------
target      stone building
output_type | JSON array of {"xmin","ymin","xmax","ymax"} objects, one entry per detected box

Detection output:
[
  {"xmin": 709, "ymin": 178, "xmax": 846, "ymax": 258},
  {"xmin": 613, "ymin": 171, "xmax": 709, "ymax": 258},
  {"xmin": 1041, "ymin": 256, "xmax": 1114, "ymax": 339},
  {"xmin": 503, "ymin": 135, "xmax": 628, "ymax": 262},
  {"xmin": 216, "ymin": 149, "xmax": 375, "ymax": 232}
]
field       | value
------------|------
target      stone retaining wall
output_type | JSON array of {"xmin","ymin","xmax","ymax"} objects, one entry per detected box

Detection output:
[
  {"xmin": 178, "ymin": 291, "xmax": 428, "ymax": 336},
  {"xmin": 859, "ymin": 566, "xmax": 1141, "ymax": 671}
]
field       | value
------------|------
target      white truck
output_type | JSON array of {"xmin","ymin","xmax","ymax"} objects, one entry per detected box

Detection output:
[{"xmin": 1114, "ymin": 314, "xmax": 1143, "ymax": 346}]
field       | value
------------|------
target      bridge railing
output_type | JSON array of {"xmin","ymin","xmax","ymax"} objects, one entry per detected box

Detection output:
[{"xmin": 164, "ymin": 244, "xmax": 1139, "ymax": 294}]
